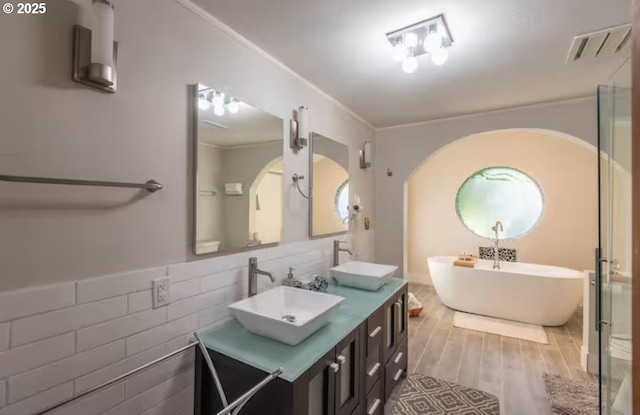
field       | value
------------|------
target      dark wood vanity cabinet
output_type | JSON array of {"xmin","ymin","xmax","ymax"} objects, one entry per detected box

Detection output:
[
  {"xmin": 383, "ymin": 288, "xmax": 408, "ymax": 363},
  {"xmin": 196, "ymin": 284, "xmax": 409, "ymax": 415},
  {"xmin": 382, "ymin": 286, "xmax": 409, "ymax": 402},
  {"xmin": 299, "ymin": 326, "xmax": 364, "ymax": 415}
]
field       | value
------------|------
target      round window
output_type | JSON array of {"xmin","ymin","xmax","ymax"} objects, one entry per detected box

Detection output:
[
  {"xmin": 455, "ymin": 167, "xmax": 544, "ymax": 240},
  {"xmin": 335, "ymin": 180, "xmax": 349, "ymax": 222}
]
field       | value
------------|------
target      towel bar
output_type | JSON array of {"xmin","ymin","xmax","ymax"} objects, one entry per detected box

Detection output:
[
  {"xmin": 0, "ymin": 174, "xmax": 163, "ymax": 193},
  {"xmin": 34, "ymin": 332, "xmax": 283, "ymax": 415}
]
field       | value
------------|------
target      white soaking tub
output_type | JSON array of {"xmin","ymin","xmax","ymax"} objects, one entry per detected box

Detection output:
[{"xmin": 427, "ymin": 256, "xmax": 584, "ymax": 326}]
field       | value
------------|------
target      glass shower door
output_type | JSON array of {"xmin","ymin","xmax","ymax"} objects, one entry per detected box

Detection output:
[{"xmin": 597, "ymin": 68, "xmax": 632, "ymax": 415}]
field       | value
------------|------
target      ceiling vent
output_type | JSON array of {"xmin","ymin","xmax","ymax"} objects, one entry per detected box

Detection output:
[{"xmin": 566, "ymin": 23, "xmax": 631, "ymax": 63}]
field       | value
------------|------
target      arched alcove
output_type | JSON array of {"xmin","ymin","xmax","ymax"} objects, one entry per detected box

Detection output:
[{"xmin": 403, "ymin": 128, "xmax": 598, "ymax": 283}]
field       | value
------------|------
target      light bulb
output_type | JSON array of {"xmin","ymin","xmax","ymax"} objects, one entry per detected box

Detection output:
[
  {"xmin": 404, "ymin": 32, "xmax": 418, "ymax": 48},
  {"xmin": 430, "ymin": 47, "xmax": 449, "ymax": 65},
  {"xmin": 402, "ymin": 56, "xmax": 418, "ymax": 73},
  {"xmin": 228, "ymin": 99, "xmax": 239, "ymax": 114},
  {"xmin": 198, "ymin": 98, "xmax": 210, "ymax": 111},
  {"xmin": 393, "ymin": 43, "xmax": 408, "ymax": 62},
  {"xmin": 423, "ymin": 32, "xmax": 443, "ymax": 52},
  {"xmin": 212, "ymin": 92, "xmax": 225, "ymax": 106},
  {"xmin": 214, "ymin": 105, "xmax": 225, "ymax": 116}
]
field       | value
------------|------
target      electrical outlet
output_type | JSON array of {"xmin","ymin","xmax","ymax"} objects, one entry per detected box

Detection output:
[{"xmin": 152, "ymin": 277, "xmax": 170, "ymax": 308}]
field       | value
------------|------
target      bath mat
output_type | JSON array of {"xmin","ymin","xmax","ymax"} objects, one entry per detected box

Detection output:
[
  {"xmin": 542, "ymin": 373, "xmax": 598, "ymax": 415},
  {"xmin": 453, "ymin": 311, "xmax": 549, "ymax": 344},
  {"xmin": 392, "ymin": 374, "xmax": 499, "ymax": 415}
]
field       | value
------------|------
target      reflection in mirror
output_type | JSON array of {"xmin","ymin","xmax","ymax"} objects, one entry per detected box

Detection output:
[
  {"xmin": 194, "ymin": 84, "xmax": 284, "ymax": 255},
  {"xmin": 455, "ymin": 166, "xmax": 544, "ymax": 240},
  {"xmin": 310, "ymin": 133, "xmax": 349, "ymax": 237}
]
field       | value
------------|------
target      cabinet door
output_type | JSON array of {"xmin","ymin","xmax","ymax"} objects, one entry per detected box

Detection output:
[
  {"xmin": 382, "ymin": 297, "xmax": 397, "ymax": 363},
  {"xmin": 395, "ymin": 289, "xmax": 408, "ymax": 342},
  {"xmin": 335, "ymin": 326, "xmax": 363, "ymax": 415},
  {"xmin": 303, "ymin": 349, "xmax": 337, "ymax": 415}
]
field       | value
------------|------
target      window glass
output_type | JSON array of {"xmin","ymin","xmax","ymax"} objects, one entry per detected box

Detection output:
[
  {"xmin": 456, "ymin": 167, "xmax": 544, "ymax": 240},
  {"xmin": 335, "ymin": 180, "xmax": 349, "ymax": 222}
]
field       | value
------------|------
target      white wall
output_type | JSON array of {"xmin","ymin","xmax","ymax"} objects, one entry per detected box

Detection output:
[
  {"xmin": 0, "ymin": 0, "xmax": 375, "ymax": 413},
  {"xmin": 0, "ymin": 0, "xmax": 375, "ymax": 292},
  {"xmin": 196, "ymin": 144, "xmax": 226, "ymax": 246},
  {"xmin": 374, "ymin": 97, "xmax": 598, "ymax": 271},
  {"xmin": 406, "ymin": 130, "xmax": 598, "ymax": 283}
]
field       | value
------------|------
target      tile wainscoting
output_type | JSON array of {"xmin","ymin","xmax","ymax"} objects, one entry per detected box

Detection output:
[{"xmin": 0, "ymin": 237, "xmax": 372, "ymax": 415}]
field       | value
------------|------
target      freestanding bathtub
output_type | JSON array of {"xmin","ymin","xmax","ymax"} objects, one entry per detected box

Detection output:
[{"xmin": 427, "ymin": 256, "xmax": 584, "ymax": 326}]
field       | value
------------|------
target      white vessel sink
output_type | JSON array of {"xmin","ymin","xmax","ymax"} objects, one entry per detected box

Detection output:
[
  {"xmin": 227, "ymin": 286, "xmax": 345, "ymax": 346},
  {"xmin": 330, "ymin": 261, "xmax": 398, "ymax": 291}
]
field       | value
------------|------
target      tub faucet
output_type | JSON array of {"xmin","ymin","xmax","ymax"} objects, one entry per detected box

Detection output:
[
  {"xmin": 491, "ymin": 221, "xmax": 504, "ymax": 270},
  {"xmin": 248, "ymin": 257, "xmax": 275, "ymax": 297},
  {"xmin": 333, "ymin": 240, "xmax": 353, "ymax": 267}
]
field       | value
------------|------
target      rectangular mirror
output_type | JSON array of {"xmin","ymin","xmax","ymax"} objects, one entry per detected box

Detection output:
[
  {"xmin": 193, "ymin": 84, "xmax": 284, "ymax": 255},
  {"xmin": 310, "ymin": 133, "xmax": 349, "ymax": 237}
]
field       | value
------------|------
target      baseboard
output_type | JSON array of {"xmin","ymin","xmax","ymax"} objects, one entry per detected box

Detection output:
[
  {"xmin": 404, "ymin": 272, "xmax": 432, "ymax": 285},
  {"xmin": 581, "ymin": 345, "xmax": 599, "ymax": 375}
]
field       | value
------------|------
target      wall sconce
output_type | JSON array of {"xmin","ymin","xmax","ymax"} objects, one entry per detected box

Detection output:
[
  {"xmin": 360, "ymin": 141, "xmax": 372, "ymax": 169},
  {"xmin": 290, "ymin": 106, "xmax": 309, "ymax": 150},
  {"xmin": 72, "ymin": 0, "xmax": 118, "ymax": 93}
]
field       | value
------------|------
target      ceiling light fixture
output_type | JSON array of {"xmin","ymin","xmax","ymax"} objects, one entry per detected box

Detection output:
[
  {"xmin": 198, "ymin": 89, "xmax": 242, "ymax": 116},
  {"xmin": 213, "ymin": 105, "xmax": 225, "ymax": 117},
  {"xmin": 228, "ymin": 99, "xmax": 239, "ymax": 114},
  {"xmin": 393, "ymin": 43, "xmax": 408, "ymax": 62},
  {"xmin": 402, "ymin": 56, "xmax": 418, "ymax": 73},
  {"xmin": 430, "ymin": 47, "xmax": 449, "ymax": 65},
  {"xmin": 198, "ymin": 99, "xmax": 210, "ymax": 111},
  {"xmin": 404, "ymin": 32, "xmax": 418, "ymax": 49},
  {"xmin": 386, "ymin": 14, "xmax": 453, "ymax": 73},
  {"xmin": 212, "ymin": 91, "xmax": 225, "ymax": 107}
]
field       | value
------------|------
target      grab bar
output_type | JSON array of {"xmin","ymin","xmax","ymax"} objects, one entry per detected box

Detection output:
[
  {"xmin": 0, "ymin": 174, "xmax": 163, "ymax": 193},
  {"xmin": 34, "ymin": 333, "xmax": 283, "ymax": 415}
]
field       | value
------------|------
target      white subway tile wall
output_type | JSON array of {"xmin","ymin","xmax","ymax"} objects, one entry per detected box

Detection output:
[
  {"xmin": 0, "ymin": 237, "xmax": 367, "ymax": 415},
  {"xmin": 0, "ymin": 326, "xmax": 9, "ymax": 353}
]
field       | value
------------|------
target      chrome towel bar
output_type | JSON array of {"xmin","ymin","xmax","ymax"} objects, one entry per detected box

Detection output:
[
  {"xmin": 0, "ymin": 174, "xmax": 163, "ymax": 193},
  {"xmin": 35, "ymin": 342, "xmax": 196, "ymax": 415},
  {"xmin": 34, "ymin": 334, "xmax": 283, "ymax": 415}
]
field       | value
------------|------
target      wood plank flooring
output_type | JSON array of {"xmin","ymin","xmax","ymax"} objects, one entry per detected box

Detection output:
[{"xmin": 386, "ymin": 282, "xmax": 596, "ymax": 415}]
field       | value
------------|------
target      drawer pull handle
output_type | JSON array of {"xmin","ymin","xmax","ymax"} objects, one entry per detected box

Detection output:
[
  {"xmin": 393, "ymin": 369, "xmax": 403, "ymax": 381},
  {"xmin": 329, "ymin": 362, "xmax": 340, "ymax": 373},
  {"xmin": 367, "ymin": 398, "xmax": 381, "ymax": 415},
  {"xmin": 394, "ymin": 352, "xmax": 403, "ymax": 364},
  {"xmin": 367, "ymin": 362, "xmax": 381, "ymax": 377},
  {"xmin": 369, "ymin": 326, "xmax": 382, "ymax": 338},
  {"xmin": 337, "ymin": 355, "xmax": 346, "ymax": 365}
]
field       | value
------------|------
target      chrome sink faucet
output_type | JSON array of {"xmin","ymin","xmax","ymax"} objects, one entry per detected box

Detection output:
[
  {"xmin": 248, "ymin": 257, "xmax": 275, "ymax": 297},
  {"xmin": 333, "ymin": 240, "xmax": 353, "ymax": 267},
  {"xmin": 491, "ymin": 221, "xmax": 504, "ymax": 270}
]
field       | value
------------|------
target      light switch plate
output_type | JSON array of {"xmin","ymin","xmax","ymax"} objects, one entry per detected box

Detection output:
[{"xmin": 152, "ymin": 277, "xmax": 170, "ymax": 308}]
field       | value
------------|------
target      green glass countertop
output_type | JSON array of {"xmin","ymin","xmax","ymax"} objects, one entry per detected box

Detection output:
[{"xmin": 199, "ymin": 278, "xmax": 407, "ymax": 382}]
